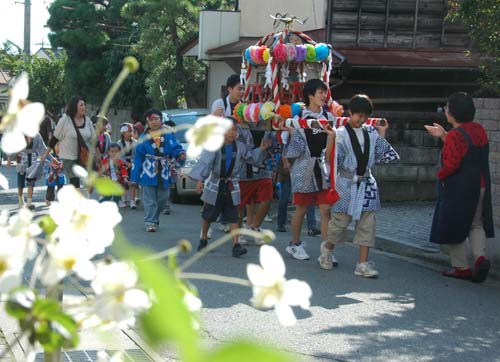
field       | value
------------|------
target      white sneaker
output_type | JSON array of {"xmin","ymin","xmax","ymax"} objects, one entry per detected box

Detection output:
[
  {"xmin": 286, "ymin": 242, "xmax": 310, "ymax": 260},
  {"xmin": 130, "ymin": 199, "xmax": 137, "ymax": 209},
  {"xmin": 264, "ymin": 215, "xmax": 272, "ymax": 222},
  {"xmin": 207, "ymin": 227, "xmax": 213, "ymax": 239},
  {"xmin": 252, "ymin": 227, "xmax": 265, "ymax": 245},
  {"xmin": 119, "ymin": 200, "xmax": 127, "ymax": 208},
  {"xmin": 331, "ymin": 253, "xmax": 339, "ymax": 267},
  {"xmin": 318, "ymin": 241, "xmax": 333, "ymax": 270},
  {"xmin": 238, "ymin": 235, "xmax": 249, "ymax": 245},
  {"xmin": 355, "ymin": 261, "xmax": 379, "ymax": 278},
  {"xmin": 218, "ymin": 223, "xmax": 230, "ymax": 233}
]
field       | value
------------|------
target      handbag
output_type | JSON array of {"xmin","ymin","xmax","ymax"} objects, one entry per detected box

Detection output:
[{"xmin": 70, "ymin": 117, "xmax": 90, "ymax": 167}]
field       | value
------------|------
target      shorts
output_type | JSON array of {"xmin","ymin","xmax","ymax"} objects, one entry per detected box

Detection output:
[
  {"xmin": 293, "ymin": 190, "xmax": 332, "ymax": 206},
  {"xmin": 201, "ymin": 183, "xmax": 239, "ymax": 224},
  {"xmin": 17, "ymin": 172, "xmax": 36, "ymax": 188},
  {"xmin": 327, "ymin": 211, "xmax": 376, "ymax": 247},
  {"xmin": 239, "ymin": 178, "xmax": 273, "ymax": 208}
]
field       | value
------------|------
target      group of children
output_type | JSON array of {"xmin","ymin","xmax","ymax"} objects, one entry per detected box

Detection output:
[{"xmin": 190, "ymin": 74, "xmax": 400, "ymax": 278}]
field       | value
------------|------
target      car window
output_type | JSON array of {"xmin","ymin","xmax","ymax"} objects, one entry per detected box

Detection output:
[{"xmin": 169, "ymin": 114, "xmax": 206, "ymax": 143}]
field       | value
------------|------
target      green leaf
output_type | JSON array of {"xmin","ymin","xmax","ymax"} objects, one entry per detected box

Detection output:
[
  {"xmin": 206, "ymin": 341, "xmax": 294, "ymax": 362},
  {"xmin": 114, "ymin": 232, "xmax": 201, "ymax": 362},
  {"xmin": 38, "ymin": 215, "xmax": 57, "ymax": 235},
  {"xmin": 94, "ymin": 177, "xmax": 125, "ymax": 196},
  {"xmin": 6, "ymin": 288, "xmax": 36, "ymax": 319},
  {"xmin": 31, "ymin": 298, "xmax": 79, "ymax": 352}
]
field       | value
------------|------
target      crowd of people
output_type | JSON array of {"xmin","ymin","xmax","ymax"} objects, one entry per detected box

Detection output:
[{"xmin": 3, "ymin": 74, "xmax": 493, "ymax": 282}]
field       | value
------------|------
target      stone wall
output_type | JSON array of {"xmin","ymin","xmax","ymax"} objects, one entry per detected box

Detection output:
[{"xmin": 474, "ymin": 98, "xmax": 500, "ymax": 226}]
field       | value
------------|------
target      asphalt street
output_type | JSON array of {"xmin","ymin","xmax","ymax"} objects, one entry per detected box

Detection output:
[{"xmin": 1, "ymin": 163, "xmax": 500, "ymax": 362}]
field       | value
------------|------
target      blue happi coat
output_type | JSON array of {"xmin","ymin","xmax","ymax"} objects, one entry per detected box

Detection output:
[
  {"xmin": 131, "ymin": 128, "xmax": 184, "ymax": 188},
  {"xmin": 333, "ymin": 125, "xmax": 399, "ymax": 220}
]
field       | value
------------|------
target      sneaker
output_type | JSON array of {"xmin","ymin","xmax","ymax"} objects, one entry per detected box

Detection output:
[
  {"xmin": 442, "ymin": 268, "xmax": 472, "ymax": 280},
  {"xmin": 307, "ymin": 228, "xmax": 321, "ymax": 236},
  {"xmin": 355, "ymin": 262, "xmax": 379, "ymax": 278},
  {"xmin": 238, "ymin": 235, "xmax": 249, "ymax": 245},
  {"xmin": 232, "ymin": 243, "xmax": 247, "ymax": 257},
  {"xmin": 119, "ymin": 200, "xmax": 127, "ymax": 208},
  {"xmin": 318, "ymin": 241, "xmax": 334, "ymax": 270},
  {"xmin": 264, "ymin": 215, "xmax": 273, "ymax": 222},
  {"xmin": 163, "ymin": 204, "xmax": 171, "ymax": 215},
  {"xmin": 472, "ymin": 256, "xmax": 490, "ymax": 283},
  {"xmin": 251, "ymin": 227, "xmax": 265, "ymax": 245},
  {"xmin": 27, "ymin": 204, "xmax": 35, "ymax": 211},
  {"xmin": 207, "ymin": 227, "xmax": 213, "ymax": 239},
  {"xmin": 286, "ymin": 242, "xmax": 310, "ymax": 260},
  {"xmin": 276, "ymin": 225, "xmax": 287, "ymax": 232},
  {"xmin": 218, "ymin": 223, "xmax": 230, "ymax": 233},
  {"xmin": 135, "ymin": 198, "xmax": 141, "ymax": 206},
  {"xmin": 45, "ymin": 200, "xmax": 51, "ymax": 206},
  {"xmin": 197, "ymin": 239, "xmax": 208, "ymax": 251},
  {"xmin": 331, "ymin": 253, "xmax": 339, "ymax": 267},
  {"xmin": 145, "ymin": 225, "xmax": 157, "ymax": 232},
  {"xmin": 130, "ymin": 200, "xmax": 137, "ymax": 209}
]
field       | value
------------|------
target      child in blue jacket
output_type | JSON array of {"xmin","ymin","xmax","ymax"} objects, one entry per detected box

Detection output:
[{"xmin": 131, "ymin": 109, "xmax": 185, "ymax": 232}]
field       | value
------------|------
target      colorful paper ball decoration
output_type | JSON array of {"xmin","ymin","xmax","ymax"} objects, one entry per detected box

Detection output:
[
  {"xmin": 291, "ymin": 102, "xmax": 305, "ymax": 117},
  {"xmin": 273, "ymin": 43, "xmax": 288, "ymax": 63},
  {"xmin": 252, "ymin": 103, "xmax": 262, "ymax": 122},
  {"xmin": 277, "ymin": 104, "xmax": 292, "ymax": 119},
  {"xmin": 246, "ymin": 103, "xmax": 256, "ymax": 122},
  {"xmin": 295, "ymin": 45, "xmax": 306, "ymax": 62},
  {"xmin": 243, "ymin": 103, "xmax": 252, "ymax": 122},
  {"xmin": 286, "ymin": 44, "xmax": 297, "ymax": 62},
  {"xmin": 315, "ymin": 43, "xmax": 330, "ymax": 62},
  {"xmin": 232, "ymin": 103, "xmax": 242, "ymax": 123},
  {"xmin": 250, "ymin": 46, "xmax": 261, "ymax": 65},
  {"xmin": 263, "ymin": 48, "xmax": 270, "ymax": 63},
  {"xmin": 245, "ymin": 48, "xmax": 257, "ymax": 65},
  {"xmin": 255, "ymin": 46, "xmax": 267, "ymax": 64},
  {"xmin": 237, "ymin": 103, "xmax": 246, "ymax": 122},
  {"xmin": 305, "ymin": 44, "xmax": 316, "ymax": 62},
  {"xmin": 260, "ymin": 102, "xmax": 275, "ymax": 120}
]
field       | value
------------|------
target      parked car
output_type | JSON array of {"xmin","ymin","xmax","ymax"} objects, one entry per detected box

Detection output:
[{"xmin": 162, "ymin": 109, "xmax": 209, "ymax": 203}]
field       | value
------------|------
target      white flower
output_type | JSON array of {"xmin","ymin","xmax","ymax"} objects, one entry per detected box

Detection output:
[
  {"xmin": 41, "ymin": 239, "xmax": 97, "ymax": 286},
  {"xmin": 0, "ymin": 243, "xmax": 25, "ymax": 294},
  {"xmin": 91, "ymin": 262, "xmax": 151, "ymax": 329},
  {"xmin": 246, "ymin": 245, "xmax": 312, "ymax": 326},
  {"xmin": 4, "ymin": 208, "xmax": 40, "ymax": 260},
  {"xmin": 0, "ymin": 72, "xmax": 45, "ymax": 153},
  {"xmin": 50, "ymin": 186, "xmax": 122, "ymax": 255},
  {"xmin": 184, "ymin": 290, "xmax": 202, "ymax": 312},
  {"xmin": 185, "ymin": 115, "xmax": 233, "ymax": 157}
]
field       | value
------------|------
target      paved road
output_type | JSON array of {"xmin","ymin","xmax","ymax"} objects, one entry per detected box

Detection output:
[{"xmin": 1, "ymin": 165, "xmax": 500, "ymax": 362}]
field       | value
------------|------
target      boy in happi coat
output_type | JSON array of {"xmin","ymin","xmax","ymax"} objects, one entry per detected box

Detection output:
[
  {"xmin": 284, "ymin": 79, "xmax": 337, "ymax": 261},
  {"xmin": 100, "ymin": 142, "xmax": 130, "ymax": 206},
  {"xmin": 323, "ymin": 94, "xmax": 399, "ymax": 277},
  {"xmin": 131, "ymin": 109, "xmax": 185, "ymax": 232},
  {"xmin": 190, "ymin": 118, "xmax": 272, "ymax": 257}
]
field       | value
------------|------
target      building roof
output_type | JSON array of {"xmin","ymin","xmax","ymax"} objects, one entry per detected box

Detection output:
[
  {"xmin": 34, "ymin": 47, "xmax": 64, "ymax": 59},
  {"xmin": 0, "ymin": 70, "xmax": 11, "ymax": 86}
]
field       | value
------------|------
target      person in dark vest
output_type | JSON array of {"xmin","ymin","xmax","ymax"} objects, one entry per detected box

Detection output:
[
  {"xmin": 189, "ymin": 117, "xmax": 272, "ymax": 257},
  {"xmin": 325, "ymin": 95, "xmax": 399, "ymax": 277},
  {"xmin": 426, "ymin": 92, "xmax": 494, "ymax": 282}
]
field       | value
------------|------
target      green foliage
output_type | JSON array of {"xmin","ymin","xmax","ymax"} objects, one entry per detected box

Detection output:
[
  {"xmin": 7, "ymin": 289, "xmax": 79, "ymax": 352},
  {"xmin": 449, "ymin": 0, "xmax": 500, "ymax": 95},
  {"xmin": 206, "ymin": 341, "xmax": 293, "ymax": 362},
  {"xmin": 94, "ymin": 177, "xmax": 125, "ymax": 196},
  {"xmin": 0, "ymin": 46, "xmax": 66, "ymax": 117},
  {"xmin": 47, "ymin": 0, "xmax": 151, "ymax": 113}
]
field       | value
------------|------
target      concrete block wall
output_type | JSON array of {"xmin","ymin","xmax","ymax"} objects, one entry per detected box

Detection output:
[{"xmin": 474, "ymin": 98, "xmax": 500, "ymax": 267}]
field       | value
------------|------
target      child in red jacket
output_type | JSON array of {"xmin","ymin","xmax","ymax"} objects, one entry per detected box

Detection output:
[{"xmin": 100, "ymin": 142, "xmax": 129, "ymax": 205}]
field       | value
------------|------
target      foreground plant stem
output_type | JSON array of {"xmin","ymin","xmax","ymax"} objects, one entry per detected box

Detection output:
[{"xmin": 179, "ymin": 272, "xmax": 250, "ymax": 287}]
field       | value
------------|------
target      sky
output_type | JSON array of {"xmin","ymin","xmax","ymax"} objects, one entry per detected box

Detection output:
[{"xmin": 0, "ymin": 0, "xmax": 53, "ymax": 54}]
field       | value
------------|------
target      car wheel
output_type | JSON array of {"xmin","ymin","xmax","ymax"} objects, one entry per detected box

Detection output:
[{"xmin": 171, "ymin": 185, "xmax": 183, "ymax": 204}]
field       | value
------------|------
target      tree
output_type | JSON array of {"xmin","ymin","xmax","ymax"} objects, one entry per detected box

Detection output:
[
  {"xmin": 0, "ymin": 45, "xmax": 66, "ymax": 117},
  {"xmin": 121, "ymin": 0, "xmax": 235, "ymax": 109},
  {"xmin": 449, "ymin": 0, "xmax": 500, "ymax": 96},
  {"xmin": 47, "ymin": 0, "xmax": 152, "ymax": 113}
]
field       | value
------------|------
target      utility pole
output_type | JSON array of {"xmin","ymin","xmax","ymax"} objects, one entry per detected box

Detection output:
[{"xmin": 24, "ymin": 0, "xmax": 31, "ymax": 61}]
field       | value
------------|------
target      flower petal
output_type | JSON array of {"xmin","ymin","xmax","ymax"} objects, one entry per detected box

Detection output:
[
  {"xmin": 7, "ymin": 72, "xmax": 29, "ymax": 114},
  {"xmin": 203, "ymin": 134, "xmax": 225, "ymax": 151},
  {"xmin": 186, "ymin": 143, "xmax": 203, "ymax": 158},
  {"xmin": 246, "ymin": 263, "xmax": 273, "ymax": 287},
  {"xmin": 17, "ymin": 102, "xmax": 45, "ymax": 137},
  {"xmin": 1, "ymin": 130, "xmax": 27, "ymax": 154},
  {"xmin": 72, "ymin": 165, "xmax": 88, "ymax": 179},
  {"xmin": 275, "ymin": 302, "xmax": 297, "ymax": 327},
  {"xmin": 282, "ymin": 279, "xmax": 312, "ymax": 309},
  {"xmin": 259, "ymin": 245, "xmax": 286, "ymax": 279}
]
